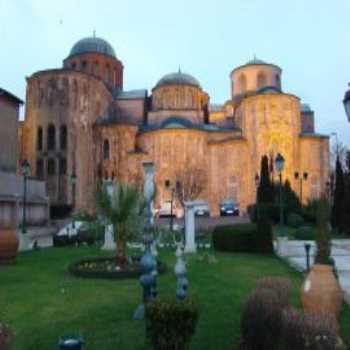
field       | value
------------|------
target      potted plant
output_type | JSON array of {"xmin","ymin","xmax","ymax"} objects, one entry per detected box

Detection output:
[
  {"xmin": 0, "ymin": 223, "xmax": 19, "ymax": 264},
  {"xmin": 301, "ymin": 196, "xmax": 343, "ymax": 317},
  {"xmin": 95, "ymin": 182, "xmax": 146, "ymax": 267}
]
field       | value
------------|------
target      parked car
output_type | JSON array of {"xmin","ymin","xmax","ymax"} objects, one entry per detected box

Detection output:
[
  {"xmin": 220, "ymin": 199, "xmax": 239, "ymax": 216},
  {"xmin": 194, "ymin": 200, "xmax": 210, "ymax": 217}
]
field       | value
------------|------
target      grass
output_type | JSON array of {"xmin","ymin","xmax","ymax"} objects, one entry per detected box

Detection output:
[{"xmin": 1, "ymin": 246, "xmax": 350, "ymax": 349}]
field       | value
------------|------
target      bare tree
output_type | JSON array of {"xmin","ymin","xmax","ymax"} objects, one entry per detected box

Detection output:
[{"xmin": 174, "ymin": 163, "xmax": 207, "ymax": 208}]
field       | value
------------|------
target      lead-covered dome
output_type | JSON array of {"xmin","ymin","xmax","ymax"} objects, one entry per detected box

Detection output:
[
  {"xmin": 69, "ymin": 37, "xmax": 116, "ymax": 58},
  {"xmin": 155, "ymin": 71, "xmax": 201, "ymax": 89}
]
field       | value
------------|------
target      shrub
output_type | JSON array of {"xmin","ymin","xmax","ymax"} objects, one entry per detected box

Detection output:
[
  {"xmin": 287, "ymin": 213, "xmax": 304, "ymax": 228},
  {"xmin": 301, "ymin": 199, "xmax": 319, "ymax": 224},
  {"xmin": 280, "ymin": 309, "xmax": 338, "ymax": 350},
  {"xmin": 255, "ymin": 219, "xmax": 273, "ymax": 254},
  {"xmin": 247, "ymin": 204, "xmax": 257, "ymax": 223},
  {"xmin": 212, "ymin": 224, "xmax": 258, "ymax": 253},
  {"xmin": 293, "ymin": 226, "xmax": 315, "ymax": 240},
  {"xmin": 240, "ymin": 288, "xmax": 283, "ymax": 350},
  {"xmin": 145, "ymin": 298, "xmax": 198, "ymax": 350},
  {"xmin": 256, "ymin": 276, "xmax": 291, "ymax": 309},
  {"xmin": 0, "ymin": 322, "xmax": 13, "ymax": 350}
]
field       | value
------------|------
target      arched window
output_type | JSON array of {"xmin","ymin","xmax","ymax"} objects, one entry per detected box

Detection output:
[
  {"xmin": 36, "ymin": 158, "xmax": 44, "ymax": 178},
  {"xmin": 275, "ymin": 74, "xmax": 281, "ymax": 89},
  {"xmin": 103, "ymin": 139, "xmax": 110, "ymax": 160},
  {"xmin": 71, "ymin": 62, "xmax": 77, "ymax": 70},
  {"xmin": 37, "ymin": 127, "xmax": 43, "ymax": 151},
  {"xmin": 48, "ymin": 158, "xmax": 56, "ymax": 176},
  {"xmin": 47, "ymin": 124, "xmax": 56, "ymax": 151},
  {"xmin": 94, "ymin": 62, "xmax": 99, "ymax": 75},
  {"xmin": 81, "ymin": 60, "xmax": 87, "ymax": 71},
  {"xmin": 59, "ymin": 158, "xmax": 67, "ymax": 175},
  {"xmin": 257, "ymin": 72, "xmax": 267, "ymax": 89},
  {"xmin": 239, "ymin": 74, "xmax": 247, "ymax": 93},
  {"xmin": 60, "ymin": 125, "xmax": 67, "ymax": 150}
]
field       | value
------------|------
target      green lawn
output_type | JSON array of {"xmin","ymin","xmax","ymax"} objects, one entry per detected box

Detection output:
[{"xmin": 1, "ymin": 246, "xmax": 350, "ymax": 349}]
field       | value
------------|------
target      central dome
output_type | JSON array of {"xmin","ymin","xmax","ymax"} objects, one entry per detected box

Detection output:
[
  {"xmin": 69, "ymin": 37, "xmax": 116, "ymax": 58},
  {"xmin": 155, "ymin": 71, "xmax": 201, "ymax": 89}
]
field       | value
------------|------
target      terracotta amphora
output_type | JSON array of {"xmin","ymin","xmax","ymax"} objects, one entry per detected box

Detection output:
[
  {"xmin": 0, "ymin": 228, "xmax": 19, "ymax": 264},
  {"xmin": 301, "ymin": 264, "xmax": 343, "ymax": 318}
]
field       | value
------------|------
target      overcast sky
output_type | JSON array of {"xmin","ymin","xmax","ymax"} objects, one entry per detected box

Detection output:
[{"xmin": 0, "ymin": 0, "xmax": 349, "ymax": 146}]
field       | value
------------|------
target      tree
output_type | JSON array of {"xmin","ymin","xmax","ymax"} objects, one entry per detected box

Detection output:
[
  {"xmin": 282, "ymin": 180, "xmax": 301, "ymax": 215},
  {"xmin": 315, "ymin": 196, "xmax": 332, "ymax": 265},
  {"xmin": 331, "ymin": 156, "xmax": 346, "ymax": 232},
  {"xmin": 256, "ymin": 155, "xmax": 274, "ymax": 254},
  {"xmin": 257, "ymin": 155, "xmax": 275, "ymax": 205},
  {"xmin": 95, "ymin": 182, "xmax": 146, "ymax": 266},
  {"xmin": 174, "ymin": 163, "xmax": 207, "ymax": 209}
]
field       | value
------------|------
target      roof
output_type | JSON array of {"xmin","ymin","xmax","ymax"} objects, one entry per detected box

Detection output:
[
  {"xmin": 68, "ymin": 37, "xmax": 116, "ymax": 59},
  {"xmin": 300, "ymin": 132, "xmax": 329, "ymax": 139},
  {"xmin": 116, "ymin": 89, "xmax": 147, "ymax": 100},
  {"xmin": 300, "ymin": 103, "xmax": 313, "ymax": 113},
  {"xmin": 154, "ymin": 71, "xmax": 201, "ymax": 89},
  {"xmin": 231, "ymin": 58, "xmax": 281, "ymax": 75},
  {"xmin": 95, "ymin": 103, "xmax": 137, "ymax": 126},
  {"xmin": 0, "ymin": 88, "xmax": 23, "ymax": 104},
  {"xmin": 246, "ymin": 57, "xmax": 267, "ymax": 65}
]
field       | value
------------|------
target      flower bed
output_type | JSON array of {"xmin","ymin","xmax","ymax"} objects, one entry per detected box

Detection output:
[{"xmin": 68, "ymin": 256, "xmax": 167, "ymax": 279}]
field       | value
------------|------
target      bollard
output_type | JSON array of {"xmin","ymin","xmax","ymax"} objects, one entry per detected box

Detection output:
[{"xmin": 304, "ymin": 243, "xmax": 311, "ymax": 272}]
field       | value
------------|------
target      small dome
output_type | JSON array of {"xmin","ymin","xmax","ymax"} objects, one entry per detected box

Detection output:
[
  {"xmin": 246, "ymin": 57, "xmax": 267, "ymax": 65},
  {"xmin": 155, "ymin": 71, "xmax": 201, "ymax": 89},
  {"xmin": 69, "ymin": 37, "xmax": 116, "ymax": 58}
]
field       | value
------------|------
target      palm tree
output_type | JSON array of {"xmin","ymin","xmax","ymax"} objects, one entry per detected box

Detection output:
[{"xmin": 96, "ymin": 182, "xmax": 146, "ymax": 266}]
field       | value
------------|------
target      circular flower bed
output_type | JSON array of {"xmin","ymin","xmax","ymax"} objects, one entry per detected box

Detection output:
[{"xmin": 69, "ymin": 256, "xmax": 167, "ymax": 279}]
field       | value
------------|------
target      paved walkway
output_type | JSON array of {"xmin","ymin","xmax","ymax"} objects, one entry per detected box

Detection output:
[{"xmin": 277, "ymin": 239, "xmax": 350, "ymax": 304}]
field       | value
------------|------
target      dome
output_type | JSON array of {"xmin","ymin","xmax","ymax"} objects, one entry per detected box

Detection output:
[
  {"xmin": 69, "ymin": 37, "xmax": 116, "ymax": 58},
  {"xmin": 155, "ymin": 71, "xmax": 201, "ymax": 89},
  {"xmin": 246, "ymin": 57, "xmax": 267, "ymax": 65}
]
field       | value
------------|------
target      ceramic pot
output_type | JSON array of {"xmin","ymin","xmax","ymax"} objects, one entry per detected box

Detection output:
[
  {"xmin": 301, "ymin": 264, "xmax": 343, "ymax": 317},
  {"xmin": 0, "ymin": 228, "xmax": 19, "ymax": 263}
]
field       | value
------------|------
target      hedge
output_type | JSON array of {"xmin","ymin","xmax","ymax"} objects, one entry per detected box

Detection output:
[{"xmin": 212, "ymin": 224, "xmax": 259, "ymax": 253}]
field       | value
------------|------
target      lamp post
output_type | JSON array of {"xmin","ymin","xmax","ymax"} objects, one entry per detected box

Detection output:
[
  {"xmin": 70, "ymin": 172, "xmax": 77, "ymax": 229},
  {"xmin": 275, "ymin": 153, "xmax": 285, "ymax": 231},
  {"xmin": 294, "ymin": 171, "xmax": 308, "ymax": 204},
  {"xmin": 343, "ymin": 83, "xmax": 350, "ymax": 123},
  {"xmin": 255, "ymin": 173, "xmax": 260, "ymax": 220},
  {"xmin": 21, "ymin": 160, "xmax": 30, "ymax": 234}
]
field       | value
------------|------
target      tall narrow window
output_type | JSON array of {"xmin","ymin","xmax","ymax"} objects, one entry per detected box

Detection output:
[
  {"xmin": 94, "ymin": 62, "xmax": 99, "ymax": 75},
  {"xmin": 36, "ymin": 158, "xmax": 44, "ymax": 178},
  {"xmin": 37, "ymin": 127, "xmax": 43, "ymax": 151},
  {"xmin": 59, "ymin": 158, "xmax": 67, "ymax": 175},
  {"xmin": 48, "ymin": 158, "xmax": 56, "ymax": 175},
  {"xmin": 257, "ymin": 72, "xmax": 267, "ymax": 89},
  {"xmin": 239, "ymin": 74, "xmax": 247, "ymax": 93},
  {"xmin": 60, "ymin": 125, "xmax": 67, "ymax": 150},
  {"xmin": 47, "ymin": 124, "xmax": 56, "ymax": 151},
  {"xmin": 81, "ymin": 60, "xmax": 87, "ymax": 71},
  {"xmin": 105, "ymin": 65, "xmax": 110, "ymax": 83},
  {"xmin": 103, "ymin": 139, "xmax": 110, "ymax": 160}
]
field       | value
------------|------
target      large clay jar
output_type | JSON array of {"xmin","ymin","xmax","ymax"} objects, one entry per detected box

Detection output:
[
  {"xmin": 0, "ymin": 228, "xmax": 19, "ymax": 264},
  {"xmin": 301, "ymin": 264, "xmax": 343, "ymax": 317}
]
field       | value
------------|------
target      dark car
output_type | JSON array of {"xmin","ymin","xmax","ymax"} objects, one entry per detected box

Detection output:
[
  {"xmin": 220, "ymin": 200, "xmax": 239, "ymax": 216},
  {"xmin": 194, "ymin": 201, "xmax": 210, "ymax": 217}
]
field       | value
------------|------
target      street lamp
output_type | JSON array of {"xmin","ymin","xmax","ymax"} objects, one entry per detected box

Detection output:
[
  {"xmin": 275, "ymin": 153, "xmax": 285, "ymax": 230},
  {"xmin": 294, "ymin": 171, "xmax": 308, "ymax": 204},
  {"xmin": 21, "ymin": 160, "xmax": 30, "ymax": 234},
  {"xmin": 343, "ymin": 83, "xmax": 350, "ymax": 123},
  {"xmin": 70, "ymin": 172, "xmax": 77, "ymax": 228},
  {"xmin": 255, "ymin": 173, "xmax": 260, "ymax": 220}
]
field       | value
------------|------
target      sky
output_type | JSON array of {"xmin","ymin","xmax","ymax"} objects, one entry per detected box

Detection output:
[{"xmin": 0, "ymin": 0, "xmax": 349, "ymax": 146}]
